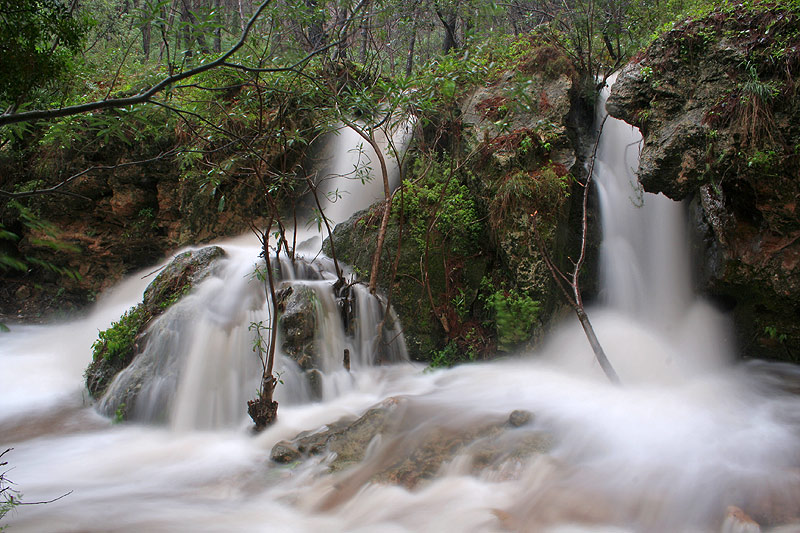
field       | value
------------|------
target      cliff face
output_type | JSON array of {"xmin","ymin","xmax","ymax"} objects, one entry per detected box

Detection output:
[{"xmin": 607, "ymin": 5, "xmax": 800, "ymax": 361}]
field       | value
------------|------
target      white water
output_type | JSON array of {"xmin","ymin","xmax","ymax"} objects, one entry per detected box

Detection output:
[{"xmin": 3, "ymin": 91, "xmax": 800, "ymax": 532}]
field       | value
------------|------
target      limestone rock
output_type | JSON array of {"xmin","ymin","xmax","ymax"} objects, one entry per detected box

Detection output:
[
  {"xmin": 271, "ymin": 400, "xmax": 552, "ymax": 492},
  {"xmin": 277, "ymin": 284, "xmax": 318, "ymax": 370}
]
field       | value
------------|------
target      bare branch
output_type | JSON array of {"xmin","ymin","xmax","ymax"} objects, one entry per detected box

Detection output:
[{"xmin": 0, "ymin": 150, "xmax": 179, "ymax": 200}]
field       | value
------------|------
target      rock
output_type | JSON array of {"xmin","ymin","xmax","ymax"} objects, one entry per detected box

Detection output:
[
  {"xmin": 326, "ymin": 57, "xmax": 592, "ymax": 361},
  {"xmin": 270, "ymin": 441, "xmax": 301, "ymax": 464},
  {"xmin": 86, "ymin": 246, "xmax": 226, "ymax": 405},
  {"xmin": 722, "ymin": 506, "xmax": 761, "ymax": 533},
  {"xmin": 271, "ymin": 397, "xmax": 553, "ymax": 492},
  {"xmin": 607, "ymin": 6, "xmax": 800, "ymax": 361},
  {"xmin": 142, "ymin": 246, "xmax": 226, "ymax": 312},
  {"xmin": 277, "ymin": 284, "xmax": 317, "ymax": 370},
  {"xmin": 508, "ymin": 409, "xmax": 533, "ymax": 427}
]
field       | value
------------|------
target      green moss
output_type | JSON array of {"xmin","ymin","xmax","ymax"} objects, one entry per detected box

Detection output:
[{"xmin": 92, "ymin": 306, "xmax": 146, "ymax": 363}]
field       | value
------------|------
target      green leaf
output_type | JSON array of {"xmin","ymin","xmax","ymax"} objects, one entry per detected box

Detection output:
[{"xmin": 441, "ymin": 79, "xmax": 456, "ymax": 100}]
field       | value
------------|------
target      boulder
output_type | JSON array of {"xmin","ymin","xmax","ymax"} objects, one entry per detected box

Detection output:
[
  {"xmin": 85, "ymin": 246, "xmax": 226, "ymax": 403},
  {"xmin": 270, "ymin": 398, "xmax": 553, "ymax": 492}
]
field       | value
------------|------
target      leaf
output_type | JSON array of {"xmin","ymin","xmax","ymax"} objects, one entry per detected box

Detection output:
[
  {"xmin": 217, "ymin": 195, "xmax": 226, "ymax": 213},
  {"xmin": 441, "ymin": 79, "xmax": 456, "ymax": 100},
  {"xmin": 0, "ymin": 323, "xmax": 10, "ymax": 333}
]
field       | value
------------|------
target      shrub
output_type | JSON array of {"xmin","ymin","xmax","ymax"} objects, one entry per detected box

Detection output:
[{"xmin": 92, "ymin": 306, "xmax": 146, "ymax": 363}]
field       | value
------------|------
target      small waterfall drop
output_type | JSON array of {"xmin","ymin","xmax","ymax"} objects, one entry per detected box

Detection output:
[
  {"xmin": 588, "ymin": 77, "xmax": 733, "ymax": 379},
  {"xmin": 315, "ymin": 121, "xmax": 413, "ymax": 225}
]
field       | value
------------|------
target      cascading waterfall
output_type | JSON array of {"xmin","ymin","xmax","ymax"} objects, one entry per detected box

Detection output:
[
  {"xmin": 94, "ymin": 121, "xmax": 413, "ymax": 431},
  {"xmin": 3, "ymin": 87, "xmax": 800, "ymax": 533}
]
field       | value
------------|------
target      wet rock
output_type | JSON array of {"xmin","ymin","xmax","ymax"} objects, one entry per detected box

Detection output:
[
  {"xmin": 305, "ymin": 369, "xmax": 323, "ymax": 399},
  {"xmin": 272, "ymin": 397, "xmax": 553, "ymax": 493},
  {"xmin": 722, "ymin": 506, "xmax": 761, "ymax": 533},
  {"xmin": 508, "ymin": 409, "xmax": 533, "ymax": 427},
  {"xmin": 271, "ymin": 441, "xmax": 301, "ymax": 464},
  {"xmin": 86, "ymin": 246, "xmax": 226, "ymax": 404},
  {"xmin": 607, "ymin": 6, "xmax": 800, "ymax": 361},
  {"xmin": 277, "ymin": 284, "xmax": 317, "ymax": 370},
  {"xmin": 142, "ymin": 246, "xmax": 226, "ymax": 313}
]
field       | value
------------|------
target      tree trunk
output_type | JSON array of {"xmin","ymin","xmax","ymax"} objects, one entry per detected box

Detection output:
[
  {"xmin": 368, "ymin": 135, "xmax": 392, "ymax": 295},
  {"xmin": 436, "ymin": 9, "xmax": 458, "ymax": 53},
  {"xmin": 305, "ymin": 0, "xmax": 326, "ymax": 51},
  {"xmin": 248, "ymin": 220, "xmax": 280, "ymax": 431},
  {"xmin": 405, "ymin": 24, "xmax": 416, "ymax": 77},
  {"xmin": 359, "ymin": 0, "xmax": 370, "ymax": 63},
  {"xmin": 576, "ymin": 308, "xmax": 620, "ymax": 384},
  {"xmin": 213, "ymin": 0, "xmax": 222, "ymax": 53},
  {"xmin": 237, "ymin": 0, "xmax": 247, "ymax": 32}
]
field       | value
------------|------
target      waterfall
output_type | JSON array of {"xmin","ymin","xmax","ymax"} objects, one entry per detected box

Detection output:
[
  {"xmin": 314, "ymin": 121, "xmax": 414, "ymax": 226},
  {"xmin": 4, "ymin": 90, "xmax": 800, "ymax": 533},
  {"xmin": 585, "ymin": 77, "xmax": 734, "ymax": 380},
  {"xmin": 95, "ymin": 121, "xmax": 412, "ymax": 430}
]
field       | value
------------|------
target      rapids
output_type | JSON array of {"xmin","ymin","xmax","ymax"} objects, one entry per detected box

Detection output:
[{"xmin": 2, "ymin": 89, "xmax": 800, "ymax": 533}]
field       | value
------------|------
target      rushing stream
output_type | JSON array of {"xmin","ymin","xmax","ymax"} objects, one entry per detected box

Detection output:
[{"xmin": 2, "ymin": 88, "xmax": 800, "ymax": 533}]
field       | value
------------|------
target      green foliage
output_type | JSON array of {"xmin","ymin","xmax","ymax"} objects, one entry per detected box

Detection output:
[
  {"xmin": 0, "ymin": 0, "xmax": 89, "ymax": 107},
  {"xmin": 92, "ymin": 306, "xmax": 146, "ymax": 363},
  {"xmin": 0, "ymin": 448, "xmax": 21, "ymax": 527},
  {"xmin": 0, "ymin": 201, "xmax": 81, "ymax": 280},
  {"xmin": 489, "ymin": 163, "xmax": 571, "ymax": 231},
  {"xmin": 113, "ymin": 403, "xmax": 127, "ymax": 424},
  {"xmin": 734, "ymin": 61, "xmax": 781, "ymax": 148},
  {"xmin": 764, "ymin": 325, "xmax": 788, "ymax": 343},
  {"xmin": 482, "ymin": 280, "xmax": 540, "ymax": 352},
  {"xmin": 399, "ymin": 158, "xmax": 483, "ymax": 256},
  {"xmin": 428, "ymin": 340, "xmax": 476, "ymax": 369}
]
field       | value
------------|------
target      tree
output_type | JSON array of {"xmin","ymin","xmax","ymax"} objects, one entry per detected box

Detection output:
[{"xmin": 0, "ymin": 0, "xmax": 89, "ymax": 112}]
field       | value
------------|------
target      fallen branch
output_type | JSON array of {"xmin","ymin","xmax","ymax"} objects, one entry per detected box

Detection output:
[{"xmin": 531, "ymin": 114, "xmax": 620, "ymax": 384}]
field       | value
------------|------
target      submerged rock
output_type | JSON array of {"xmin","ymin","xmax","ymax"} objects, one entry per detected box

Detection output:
[
  {"xmin": 508, "ymin": 409, "xmax": 534, "ymax": 427},
  {"xmin": 271, "ymin": 398, "xmax": 553, "ymax": 492}
]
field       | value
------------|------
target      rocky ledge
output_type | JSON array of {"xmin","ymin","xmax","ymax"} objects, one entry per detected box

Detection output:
[{"xmin": 607, "ymin": 5, "xmax": 800, "ymax": 361}]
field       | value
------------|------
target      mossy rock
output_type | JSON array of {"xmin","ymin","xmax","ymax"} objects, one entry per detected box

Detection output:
[
  {"xmin": 325, "ymin": 207, "xmax": 455, "ymax": 361},
  {"xmin": 85, "ymin": 245, "xmax": 226, "ymax": 400}
]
